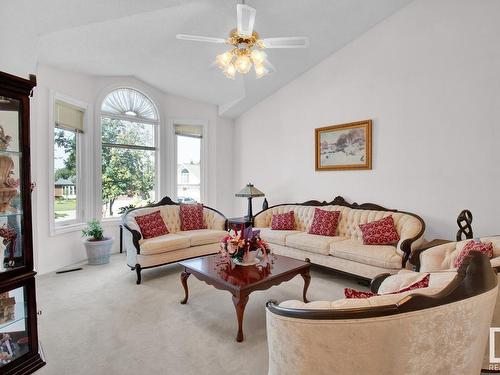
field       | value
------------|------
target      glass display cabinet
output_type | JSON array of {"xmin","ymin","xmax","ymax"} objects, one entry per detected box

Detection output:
[{"xmin": 0, "ymin": 71, "xmax": 45, "ymax": 374}]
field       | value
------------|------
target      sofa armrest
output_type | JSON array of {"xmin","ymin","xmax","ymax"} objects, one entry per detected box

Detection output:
[
  {"xmin": 121, "ymin": 215, "xmax": 142, "ymax": 255},
  {"xmin": 370, "ymin": 273, "xmax": 392, "ymax": 293},
  {"xmin": 396, "ymin": 216, "xmax": 425, "ymax": 268}
]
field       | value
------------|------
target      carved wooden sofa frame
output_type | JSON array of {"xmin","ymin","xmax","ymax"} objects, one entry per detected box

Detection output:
[{"xmin": 122, "ymin": 196, "xmax": 227, "ymax": 284}]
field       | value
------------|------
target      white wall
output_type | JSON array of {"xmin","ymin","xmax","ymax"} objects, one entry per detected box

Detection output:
[
  {"xmin": 233, "ymin": 0, "xmax": 500, "ymax": 239},
  {"xmin": 33, "ymin": 65, "xmax": 233, "ymax": 274}
]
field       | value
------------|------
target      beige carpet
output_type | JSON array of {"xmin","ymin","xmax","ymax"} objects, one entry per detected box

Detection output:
[{"xmin": 35, "ymin": 253, "xmax": 364, "ymax": 375}]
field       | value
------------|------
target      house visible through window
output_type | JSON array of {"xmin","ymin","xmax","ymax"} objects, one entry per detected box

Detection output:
[
  {"xmin": 53, "ymin": 100, "xmax": 84, "ymax": 225},
  {"xmin": 175, "ymin": 124, "xmax": 202, "ymax": 203},
  {"xmin": 100, "ymin": 88, "xmax": 158, "ymax": 218}
]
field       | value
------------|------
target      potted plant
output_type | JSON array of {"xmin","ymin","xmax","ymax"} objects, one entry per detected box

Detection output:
[
  {"xmin": 220, "ymin": 225, "xmax": 271, "ymax": 266},
  {"xmin": 82, "ymin": 219, "xmax": 113, "ymax": 265}
]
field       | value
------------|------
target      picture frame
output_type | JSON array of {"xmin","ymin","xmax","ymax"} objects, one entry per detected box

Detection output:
[{"xmin": 315, "ymin": 120, "xmax": 372, "ymax": 171}]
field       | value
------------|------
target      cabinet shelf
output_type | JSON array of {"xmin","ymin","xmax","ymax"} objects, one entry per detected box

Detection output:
[{"xmin": 0, "ymin": 150, "xmax": 21, "ymax": 157}]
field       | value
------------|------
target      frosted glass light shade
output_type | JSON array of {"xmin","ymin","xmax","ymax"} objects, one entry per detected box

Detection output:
[
  {"xmin": 251, "ymin": 49, "xmax": 266, "ymax": 64},
  {"xmin": 216, "ymin": 51, "xmax": 233, "ymax": 68},
  {"xmin": 235, "ymin": 55, "xmax": 252, "ymax": 74}
]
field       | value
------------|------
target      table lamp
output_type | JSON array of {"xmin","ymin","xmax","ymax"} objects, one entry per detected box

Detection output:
[{"xmin": 235, "ymin": 183, "xmax": 265, "ymax": 220}]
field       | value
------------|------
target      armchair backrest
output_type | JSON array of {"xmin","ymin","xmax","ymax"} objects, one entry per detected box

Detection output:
[{"xmin": 266, "ymin": 253, "xmax": 497, "ymax": 375}]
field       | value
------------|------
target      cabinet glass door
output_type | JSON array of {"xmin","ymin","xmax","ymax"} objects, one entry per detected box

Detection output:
[
  {"xmin": 0, "ymin": 286, "xmax": 28, "ymax": 367},
  {"xmin": 0, "ymin": 96, "xmax": 25, "ymax": 273}
]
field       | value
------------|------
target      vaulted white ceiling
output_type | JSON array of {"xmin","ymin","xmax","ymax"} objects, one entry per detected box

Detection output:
[{"xmin": 28, "ymin": 0, "xmax": 413, "ymax": 117}]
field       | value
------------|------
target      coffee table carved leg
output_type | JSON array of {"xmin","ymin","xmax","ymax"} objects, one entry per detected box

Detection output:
[
  {"xmin": 232, "ymin": 294, "xmax": 249, "ymax": 342},
  {"xmin": 301, "ymin": 270, "xmax": 311, "ymax": 303},
  {"xmin": 180, "ymin": 271, "xmax": 191, "ymax": 304}
]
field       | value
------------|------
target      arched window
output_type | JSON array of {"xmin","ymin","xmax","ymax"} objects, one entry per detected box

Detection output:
[{"xmin": 100, "ymin": 88, "xmax": 158, "ymax": 218}]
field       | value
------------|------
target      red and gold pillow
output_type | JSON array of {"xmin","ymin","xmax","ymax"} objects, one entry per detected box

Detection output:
[
  {"xmin": 134, "ymin": 210, "xmax": 168, "ymax": 239},
  {"xmin": 308, "ymin": 208, "xmax": 340, "ymax": 237},
  {"xmin": 271, "ymin": 211, "xmax": 295, "ymax": 230},
  {"xmin": 454, "ymin": 240, "xmax": 493, "ymax": 268},
  {"xmin": 344, "ymin": 274, "xmax": 430, "ymax": 299},
  {"xmin": 180, "ymin": 203, "xmax": 207, "ymax": 231},
  {"xmin": 359, "ymin": 216, "xmax": 400, "ymax": 245}
]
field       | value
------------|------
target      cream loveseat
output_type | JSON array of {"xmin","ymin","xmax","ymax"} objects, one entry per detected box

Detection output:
[
  {"xmin": 266, "ymin": 252, "xmax": 497, "ymax": 375},
  {"xmin": 408, "ymin": 235, "xmax": 500, "ymax": 371},
  {"xmin": 253, "ymin": 196, "xmax": 425, "ymax": 281},
  {"xmin": 122, "ymin": 197, "xmax": 227, "ymax": 284}
]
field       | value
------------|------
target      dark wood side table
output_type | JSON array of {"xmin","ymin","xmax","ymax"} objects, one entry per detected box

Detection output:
[
  {"xmin": 179, "ymin": 254, "xmax": 311, "ymax": 342},
  {"xmin": 410, "ymin": 238, "xmax": 453, "ymax": 271},
  {"xmin": 227, "ymin": 216, "xmax": 253, "ymax": 230}
]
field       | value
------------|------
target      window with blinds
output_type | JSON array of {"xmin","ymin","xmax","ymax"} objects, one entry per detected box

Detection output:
[
  {"xmin": 53, "ymin": 99, "xmax": 85, "ymax": 226},
  {"xmin": 55, "ymin": 100, "xmax": 84, "ymax": 133}
]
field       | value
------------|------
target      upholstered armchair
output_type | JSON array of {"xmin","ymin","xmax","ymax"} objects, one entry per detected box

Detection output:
[
  {"xmin": 403, "ymin": 235, "xmax": 500, "ymax": 371},
  {"xmin": 266, "ymin": 253, "xmax": 497, "ymax": 375}
]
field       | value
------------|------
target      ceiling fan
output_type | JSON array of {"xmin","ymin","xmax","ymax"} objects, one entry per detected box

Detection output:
[{"xmin": 176, "ymin": 1, "xmax": 309, "ymax": 79}]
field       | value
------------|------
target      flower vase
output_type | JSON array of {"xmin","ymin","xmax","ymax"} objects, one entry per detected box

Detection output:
[{"xmin": 232, "ymin": 248, "xmax": 260, "ymax": 266}]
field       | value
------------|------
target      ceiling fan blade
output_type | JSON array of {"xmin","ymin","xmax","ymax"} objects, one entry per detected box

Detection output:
[
  {"xmin": 263, "ymin": 58, "xmax": 277, "ymax": 73},
  {"xmin": 261, "ymin": 37, "xmax": 309, "ymax": 49},
  {"xmin": 237, "ymin": 4, "xmax": 256, "ymax": 37},
  {"xmin": 176, "ymin": 34, "xmax": 226, "ymax": 44}
]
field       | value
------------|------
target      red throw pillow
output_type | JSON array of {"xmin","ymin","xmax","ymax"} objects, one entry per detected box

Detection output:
[
  {"xmin": 134, "ymin": 210, "xmax": 168, "ymax": 239},
  {"xmin": 454, "ymin": 240, "xmax": 493, "ymax": 268},
  {"xmin": 271, "ymin": 211, "xmax": 295, "ymax": 230},
  {"xmin": 344, "ymin": 288, "xmax": 377, "ymax": 299},
  {"xmin": 308, "ymin": 208, "xmax": 340, "ymax": 236},
  {"xmin": 344, "ymin": 274, "xmax": 430, "ymax": 299},
  {"xmin": 359, "ymin": 216, "xmax": 400, "ymax": 245},
  {"xmin": 180, "ymin": 203, "xmax": 207, "ymax": 231}
]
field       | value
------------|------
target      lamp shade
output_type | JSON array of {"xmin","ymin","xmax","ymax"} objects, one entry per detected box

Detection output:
[{"xmin": 235, "ymin": 183, "xmax": 265, "ymax": 198}]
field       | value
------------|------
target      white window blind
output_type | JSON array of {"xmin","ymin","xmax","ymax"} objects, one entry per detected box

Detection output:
[
  {"xmin": 55, "ymin": 100, "xmax": 84, "ymax": 133},
  {"xmin": 175, "ymin": 124, "xmax": 203, "ymax": 139}
]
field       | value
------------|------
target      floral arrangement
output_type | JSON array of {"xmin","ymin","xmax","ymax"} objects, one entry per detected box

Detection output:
[
  {"xmin": 0, "ymin": 126, "xmax": 12, "ymax": 151},
  {"xmin": 220, "ymin": 225, "xmax": 270, "ymax": 264}
]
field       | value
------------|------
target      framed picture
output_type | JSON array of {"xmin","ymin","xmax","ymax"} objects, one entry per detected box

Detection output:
[{"xmin": 315, "ymin": 120, "xmax": 372, "ymax": 171}]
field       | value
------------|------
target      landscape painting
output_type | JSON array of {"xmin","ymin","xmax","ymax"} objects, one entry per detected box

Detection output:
[{"xmin": 315, "ymin": 120, "xmax": 372, "ymax": 170}]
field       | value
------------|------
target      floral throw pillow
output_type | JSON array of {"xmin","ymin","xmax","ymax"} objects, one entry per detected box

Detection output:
[
  {"xmin": 359, "ymin": 216, "xmax": 400, "ymax": 245},
  {"xmin": 271, "ymin": 211, "xmax": 295, "ymax": 230},
  {"xmin": 344, "ymin": 288, "xmax": 377, "ymax": 299},
  {"xmin": 308, "ymin": 208, "xmax": 341, "ymax": 237},
  {"xmin": 345, "ymin": 274, "xmax": 430, "ymax": 299},
  {"xmin": 454, "ymin": 240, "xmax": 493, "ymax": 268},
  {"xmin": 134, "ymin": 211, "xmax": 168, "ymax": 239},
  {"xmin": 180, "ymin": 203, "xmax": 207, "ymax": 231}
]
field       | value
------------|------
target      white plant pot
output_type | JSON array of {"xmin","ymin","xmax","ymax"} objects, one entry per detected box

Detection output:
[{"xmin": 83, "ymin": 237, "xmax": 113, "ymax": 265}]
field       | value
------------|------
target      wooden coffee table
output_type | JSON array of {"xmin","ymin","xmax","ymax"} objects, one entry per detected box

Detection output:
[{"xmin": 179, "ymin": 254, "xmax": 311, "ymax": 342}]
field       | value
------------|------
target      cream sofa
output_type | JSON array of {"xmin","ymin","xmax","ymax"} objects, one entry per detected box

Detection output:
[
  {"xmin": 266, "ymin": 252, "xmax": 497, "ymax": 375},
  {"xmin": 409, "ymin": 235, "xmax": 500, "ymax": 371},
  {"xmin": 253, "ymin": 196, "xmax": 425, "ymax": 281},
  {"xmin": 122, "ymin": 197, "xmax": 227, "ymax": 284}
]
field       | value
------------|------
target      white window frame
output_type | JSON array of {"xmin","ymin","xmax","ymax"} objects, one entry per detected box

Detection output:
[
  {"xmin": 97, "ymin": 87, "xmax": 160, "ymax": 222},
  {"xmin": 169, "ymin": 118, "xmax": 208, "ymax": 204},
  {"xmin": 48, "ymin": 91, "xmax": 89, "ymax": 235}
]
